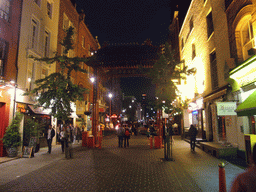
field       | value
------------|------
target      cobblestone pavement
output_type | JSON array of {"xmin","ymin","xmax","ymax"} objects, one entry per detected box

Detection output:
[{"xmin": 0, "ymin": 135, "xmax": 245, "ymax": 192}]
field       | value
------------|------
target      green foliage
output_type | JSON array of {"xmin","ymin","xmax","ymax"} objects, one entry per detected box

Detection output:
[
  {"xmin": 26, "ymin": 27, "xmax": 91, "ymax": 121},
  {"xmin": 23, "ymin": 117, "xmax": 44, "ymax": 146},
  {"xmin": 148, "ymin": 42, "xmax": 196, "ymax": 112},
  {"xmin": 2, "ymin": 112, "xmax": 23, "ymax": 148}
]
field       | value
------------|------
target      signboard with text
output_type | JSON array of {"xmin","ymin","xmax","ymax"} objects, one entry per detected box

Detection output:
[{"xmin": 216, "ymin": 102, "xmax": 237, "ymax": 116}]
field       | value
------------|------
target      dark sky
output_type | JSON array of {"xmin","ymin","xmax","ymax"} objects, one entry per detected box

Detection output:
[{"xmin": 75, "ymin": 0, "xmax": 191, "ymax": 46}]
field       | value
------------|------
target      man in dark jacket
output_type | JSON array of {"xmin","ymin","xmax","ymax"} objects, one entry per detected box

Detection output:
[
  {"xmin": 188, "ymin": 124, "xmax": 197, "ymax": 151},
  {"xmin": 45, "ymin": 125, "xmax": 55, "ymax": 154}
]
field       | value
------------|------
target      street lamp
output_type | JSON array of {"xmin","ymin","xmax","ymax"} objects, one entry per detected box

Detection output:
[{"xmin": 108, "ymin": 93, "xmax": 113, "ymax": 117}]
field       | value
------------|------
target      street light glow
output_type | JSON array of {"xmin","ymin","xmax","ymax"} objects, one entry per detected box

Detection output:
[
  {"xmin": 108, "ymin": 93, "xmax": 113, "ymax": 98},
  {"xmin": 90, "ymin": 77, "xmax": 95, "ymax": 83}
]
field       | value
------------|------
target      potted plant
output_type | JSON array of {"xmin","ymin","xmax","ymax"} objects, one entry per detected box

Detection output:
[{"xmin": 2, "ymin": 112, "xmax": 23, "ymax": 157}]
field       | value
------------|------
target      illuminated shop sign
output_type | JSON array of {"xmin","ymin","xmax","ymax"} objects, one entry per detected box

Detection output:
[
  {"xmin": 216, "ymin": 102, "xmax": 237, "ymax": 116},
  {"xmin": 230, "ymin": 56, "xmax": 256, "ymax": 88}
]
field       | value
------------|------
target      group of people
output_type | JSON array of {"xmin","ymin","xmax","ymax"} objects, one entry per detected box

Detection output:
[
  {"xmin": 117, "ymin": 124, "xmax": 131, "ymax": 148},
  {"xmin": 45, "ymin": 123, "xmax": 82, "ymax": 158}
]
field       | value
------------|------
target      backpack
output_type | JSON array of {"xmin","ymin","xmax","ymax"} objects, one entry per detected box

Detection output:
[{"xmin": 125, "ymin": 129, "xmax": 130, "ymax": 137}]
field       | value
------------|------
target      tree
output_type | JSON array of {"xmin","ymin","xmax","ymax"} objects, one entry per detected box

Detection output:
[
  {"xmin": 26, "ymin": 27, "xmax": 90, "ymax": 122},
  {"xmin": 148, "ymin": 42, "xmax": 195, "ymax": 113}
]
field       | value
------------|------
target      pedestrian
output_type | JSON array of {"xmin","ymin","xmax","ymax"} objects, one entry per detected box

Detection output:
[
  {"xmin": 230, "ymin": 144, "xmax": 256, "ymax": 192},
  {"xmin": 124, "ymin": 127, "xmax": 130, "ymax": 148},
  {"xmin": 76, "ymin": 127, "xmax": 82, "ymax": 144},
  {"xmin": 45, "ymin": 125, "xmax": 55, "ymax": 154},
  {"xmin": 59, "ymin": 126, "xmax": 65, "ymax": 153},
  {"xmin": 188, "ymin": 124, "xmax": 197, "ymax": 151},
  {"xmin": 64, "ymin": 124, "xmax": 73, "ymax": 159},
  {"xmin": 73, "ymin": 126, "xmax": 78, "ymax": 144},
  {"xmin": 117, "ymin": 123, "xmax": 125, "ymax": 147}
]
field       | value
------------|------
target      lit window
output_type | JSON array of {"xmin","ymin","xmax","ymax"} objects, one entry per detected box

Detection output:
[
  {"xmin": 0, "ymin": 0, "xmax": 11, "ymax": 21},
  {"xmin": 236, "ymin": 17, "xmax": 255, "ymax": 61},
  {"xmin": 47, "ymin": 2, "xmax": 52, "ymax": 19}
]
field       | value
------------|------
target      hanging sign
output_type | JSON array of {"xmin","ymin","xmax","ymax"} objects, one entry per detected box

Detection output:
[{"xmin": 216, "ymin": 102, "xmax": 237, "ymax": 116}]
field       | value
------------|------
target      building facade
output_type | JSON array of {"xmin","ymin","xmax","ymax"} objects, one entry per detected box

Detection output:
[
  {"xmin": 0, "ymin": 0, "xmax": 23, "ymax": 157},
  {"xmin": 178, "ymin": 0, "xmax": 231, "ymax": 143},
  {"xmin": 226, "ymin": 0, "xmax": 256, "ymax": 161}
]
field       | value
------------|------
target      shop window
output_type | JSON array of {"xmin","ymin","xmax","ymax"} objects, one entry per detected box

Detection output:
[
  {"xmin": 206, "ymin": 12, "xmax": 214, "ymax": 39},
  {"xmin": 210, "ymin": 51, "xmax": 218, "ymax": 90},
  {"xmin": 0, "ymin": 0, "xmax": 11, "ymax": 21}
]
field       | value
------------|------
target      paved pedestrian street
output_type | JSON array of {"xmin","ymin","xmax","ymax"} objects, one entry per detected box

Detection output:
[{"xmin": 0, "ymin": 135, "xmax": 245, "ymax": 192}]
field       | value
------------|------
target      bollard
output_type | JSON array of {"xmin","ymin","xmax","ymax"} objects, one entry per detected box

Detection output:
[
  {"xmin": 218, "ymin": 162, "xmax": 227, "ymax": 192},
  {"xmin": 150, "ymin": 136, "xmax": 153, "ymax": 149}
]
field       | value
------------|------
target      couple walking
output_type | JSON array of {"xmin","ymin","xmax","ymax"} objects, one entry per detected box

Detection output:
[{"xmin": 117, "ymin": 124, "xmax": 130, "ymax": 148}]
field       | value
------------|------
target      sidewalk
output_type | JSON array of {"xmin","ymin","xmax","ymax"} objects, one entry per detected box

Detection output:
[
  {"xmin": 0, "ymin": 142, "xmax": 82, "ymax": 164},
  {"xmin": 0, "ymin": 135, "xmax": 246, "ymax": 192}
]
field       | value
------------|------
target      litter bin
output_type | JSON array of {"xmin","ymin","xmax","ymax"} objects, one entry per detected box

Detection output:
[
  {"xmin": 82, "ymin": 131, "xmax": 89, "ymax": 147},
  {"xmin": 88, "ymin": 135, "xmax": 95, "ymax": 148}
]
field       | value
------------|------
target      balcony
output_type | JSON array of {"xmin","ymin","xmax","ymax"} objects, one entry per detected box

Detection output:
[{"xmin": 243, "ymin": 37, "xmax": 255, "ymax": 61}]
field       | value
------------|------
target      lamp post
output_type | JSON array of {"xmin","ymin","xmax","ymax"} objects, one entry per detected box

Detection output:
[{"xmin": 90, "ymin": 74, "xmax": 98, "ymax": 143}]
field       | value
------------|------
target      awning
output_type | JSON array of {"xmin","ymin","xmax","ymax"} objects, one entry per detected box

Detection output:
[
  {"xmin": 28, "ymin": 105, "xmax": 50, "ymax": 115},
  {"xmin": 235, "ymin": 90, "xmax": 256, "ymax": 116}
]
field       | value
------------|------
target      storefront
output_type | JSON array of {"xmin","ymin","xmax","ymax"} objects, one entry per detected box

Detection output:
[
  {"xmin": 184, "ymin": 97, "xmax": 206, "ymax": 139},
  {"xmin": 0, "ymin": 85, "xmax": 11, "ymax": 157},
  {"xmin": 229, "ymin": 54, "xmax": 256, "ymax": 161}
]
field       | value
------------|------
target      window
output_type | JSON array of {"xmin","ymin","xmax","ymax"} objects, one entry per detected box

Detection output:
[
  {"xmin": 27, "ymin": 62, "xmax": 35, "ymax": 91},
  {"xmin": 63, "ymin": 13, "xmax": 69, "ymax": 30},
  {"xmin": 236, "ymin": 17, "xmax": 255, "ymax": 62},
  {"xmin": 47, "ymin": 1, "xmax": 52, "ymax": 19},
  {"xmin": 82, "ymin": 36, "xmax": 85, "ymax": 48},
  {"xmin": 192, "ymin": 44, "xmax": 196, "ymax": 60},
  {"xmin": 31, "ymin": 19, "xmax": 38, "ymax": 50},
  {"xmin": 0, "ymin": 39, "xmax": 7, "ymax": 77},
  {"xmin": 181, "ymin": 38, "xmax": 184, "ymax": 50},
  {"xmin": 189, "ymin": 16, "xmax": 194, "ymax": 33},
  {"xmin": 0, "ymin": 0, "xmax": 11, "ymax": 21},
  {"xmin": 206, "ymin": 12, "xmax": 214, "ymax": 38},
  {"xmin": 210, "ymin": 51, "xmax": 218, "ymax": 90},
  {"xmin": 44, "ymin": 31, "xmax": 50, "ymax": 57},
  {"xmin": 88, "ymin": 44, "xmax": 91, "ymax": 56},
  {"xmin": 34, "ymin": 0, "xmax": 41, "ymax": 6}
]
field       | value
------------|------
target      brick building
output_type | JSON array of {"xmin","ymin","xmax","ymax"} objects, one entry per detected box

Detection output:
[{"xmin": 0, "ymin": 0, "xmax": 23, "ymax": 157}]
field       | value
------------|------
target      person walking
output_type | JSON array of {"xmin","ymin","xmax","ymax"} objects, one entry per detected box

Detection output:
[
  {"xmin": 45, "ymin": 125, "xmax": 55, "ymax": 154},
  {"xmin": 64, "ymin": 124, "xmax": 73, "ymax": 159},
  {"xmin": 188, "ymin": 124, "xmax": 197, "ymax": 151},
  {"xmin": 230, "ymin": 144, "xmax": 256, "ymax": 192},
  {"xmin": 117, "ymin": 124, "xmax": 125, "ymax": 147},
  {"xmin": 124, "ymin": 128, "xmax": 130, "ymax": 148},
  {"xmin": 59, "ymin": 127, "xmax": 65, "ymax": 153}
]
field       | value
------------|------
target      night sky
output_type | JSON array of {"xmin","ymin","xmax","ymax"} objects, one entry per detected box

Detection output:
[
  {"xmin": 75, "ymin": 0, "xmax": 191, "ymax": 46},
  {"xmin": 75, "ymin": 0, "xmax": 191, "ymax": 100}
]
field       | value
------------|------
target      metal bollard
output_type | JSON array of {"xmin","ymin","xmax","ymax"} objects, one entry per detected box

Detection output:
[
  {"xmin": 218, "ymin": 162, "xmax": 227, "ymax": 192},
  {"xmin": 150, "ymin": 137, "xmax": 153, "ymax": 149}
]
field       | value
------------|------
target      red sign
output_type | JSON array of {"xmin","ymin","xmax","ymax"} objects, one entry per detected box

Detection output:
[{"xmin": 99, "ymin": 108, "xmax": 105, "ymax": 112}]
